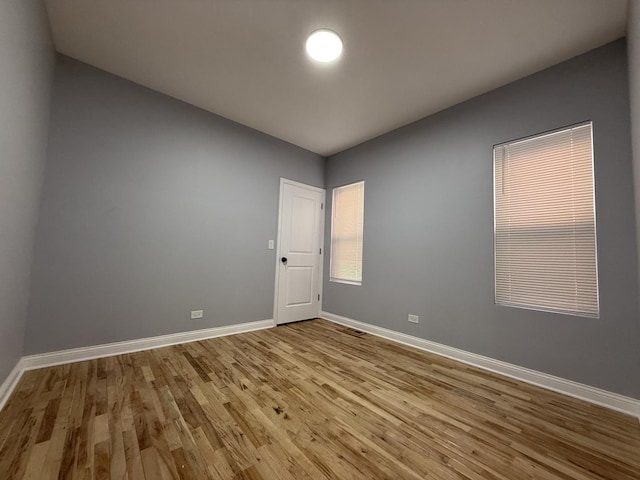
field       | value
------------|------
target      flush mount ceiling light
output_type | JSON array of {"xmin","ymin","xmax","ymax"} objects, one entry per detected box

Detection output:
[{"xmin": 305, "ymin": 29, "xmax": 343, "ymax": 62}]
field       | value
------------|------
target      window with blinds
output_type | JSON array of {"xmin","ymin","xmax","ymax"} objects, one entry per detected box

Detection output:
[
  {"xmin": 330, "ymin": 181, "xmax": 365, "ymax": 285},
  {"xmin": 494, "ymin": 122, "xmax": 599, "ymax": 317}
]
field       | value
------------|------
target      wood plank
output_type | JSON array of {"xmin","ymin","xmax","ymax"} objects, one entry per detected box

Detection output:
[{"xmin": 0, "ymin": 319, "xmax": 638, "ymax": 479}]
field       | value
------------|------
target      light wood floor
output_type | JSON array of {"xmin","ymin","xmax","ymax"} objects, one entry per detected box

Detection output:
[{"xmin": 0, "ymin": 319, "xmax": 638, "ymax": 480}]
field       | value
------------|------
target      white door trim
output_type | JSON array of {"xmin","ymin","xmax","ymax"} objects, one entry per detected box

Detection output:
[{"xmin": 273, "ymin": 178, "xmax": 325, "ymax": 326}]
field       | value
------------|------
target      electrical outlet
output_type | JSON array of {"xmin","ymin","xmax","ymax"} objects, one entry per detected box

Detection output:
[
  {"xmin": 408, "ymin": 314, "xmax": 419, "ymax": 324},
  {"xmin": 190, "ymin": 310, "xmax": 204, "ymax": 320}
]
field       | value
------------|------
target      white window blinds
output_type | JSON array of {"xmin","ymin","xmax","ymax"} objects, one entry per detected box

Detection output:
[
  {"xmin": 330, "ymin": 181, "xmax": 365, "ymax": 284},
  {"xmin": 494, "ymin": 123, "xmax": 599, "ymax": 317}
]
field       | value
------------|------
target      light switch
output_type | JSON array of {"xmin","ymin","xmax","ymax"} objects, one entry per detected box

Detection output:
[{"xmin": 268, "ymin": 240, "xmax": 274, "ymax": 250}]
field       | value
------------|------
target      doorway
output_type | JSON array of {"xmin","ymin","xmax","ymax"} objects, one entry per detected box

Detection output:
[{"xmin": 274, "ymin": 178, "xmax": 325, "ymax": 325}]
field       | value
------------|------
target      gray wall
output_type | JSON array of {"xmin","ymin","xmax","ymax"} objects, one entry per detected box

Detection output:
[
  {"xmin": 25, "ymin": 56, "xmax": 325, "ymax": 354},
  {"xmin": 629, "ymin": 1, "xmax": 640, "ymax": 306},
  {"xmin": 323, "ymin": 39, "xmax": 640, "ymax": 399},
  {"xmin": 0, "ymin": 0, "xmax": 54, "ymax": 383}
]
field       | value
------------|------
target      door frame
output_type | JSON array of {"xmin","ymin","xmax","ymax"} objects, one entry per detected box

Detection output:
[{"xmin": 273, "ymin": 178, "xmax": 326, "ymax": 326}]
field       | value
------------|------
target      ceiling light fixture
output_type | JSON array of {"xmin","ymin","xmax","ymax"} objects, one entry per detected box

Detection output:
[{"xmin": 305, "ymin": 29, "xmax": 343, "ymax": 63}]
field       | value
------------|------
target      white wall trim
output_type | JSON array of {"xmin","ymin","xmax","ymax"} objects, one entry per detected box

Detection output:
[
  {"xmin": 5, "ymin": 313, "xmax": 638, "ymax": 419},
  {"xmin": 0, "ymin": 359, "xmax": 27, "ymax": 412},
  {"xmin": 20, "ymin": 319, "xmax": 273, "ymax": 371},
  {"xmin": 0, "ymin": 319, "xmax": 273, "ymax": 411},
  {"xmin": 321, "ymin": 311, "xmax": 640, "ymax": 419}
]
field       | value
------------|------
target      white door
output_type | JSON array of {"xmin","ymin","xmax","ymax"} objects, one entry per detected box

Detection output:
[{"xmin": 275, "ymin": 179, "xmax": 325, "ymax": 325}]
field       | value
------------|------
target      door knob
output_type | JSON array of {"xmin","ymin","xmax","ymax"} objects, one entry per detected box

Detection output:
[{"xmin": 281, "ymin": 257, "xmax": 288, "ymax": 264}]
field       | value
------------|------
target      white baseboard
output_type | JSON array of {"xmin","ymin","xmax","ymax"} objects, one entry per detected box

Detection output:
[
  {"xmin": 0, "ymin": 319, "xmax": 273, "ymax": 412},
  {"xmin": 321, "ymin": 311, "xmax": 640, "ymax": 419},
  {"xmin": 20, "ymin": 319, "xmax": 274, "ymax": 371},
  {"xmin": 0, "ymin": 359, "xmax": 26, "ymax": 412},
  {"xmin": 5, "ymin": 314, "xmax": 638, "ymax": 419}
]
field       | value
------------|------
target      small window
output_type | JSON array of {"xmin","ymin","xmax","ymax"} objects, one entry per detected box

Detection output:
[
  {"xmin": 494, "ymin": 122, "xmax": 599, "ymax": 317},
  {"xmin": 330, "ymin": 181, "xmax": 365, "ymax": 285}
]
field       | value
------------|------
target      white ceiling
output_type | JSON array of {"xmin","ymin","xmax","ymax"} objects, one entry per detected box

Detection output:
[{"xmin": 44, "ymin": 0, "xmax": 628, "ymax": 156}]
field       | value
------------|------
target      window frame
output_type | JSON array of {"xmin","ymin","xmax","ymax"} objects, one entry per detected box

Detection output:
[
  {"xmin": 492, "ymin": 121, "xmax": 600, "ymax": 318},
  {"xmin": 329, "ymin": 180, "xmax": 365, "ymax": 286}
]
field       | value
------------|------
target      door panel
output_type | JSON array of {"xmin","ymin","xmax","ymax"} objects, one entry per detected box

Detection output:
[
  {"xmin": 276, "ymin": 180, "xmax": 325, "ymax": 325},
  {"xmin": 285, "ymin": 267, "xmax": 313, "ymax": 306},
  {"xmin": 289, "ymin": 196, "xmax": 316, "ymax": 253}
]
